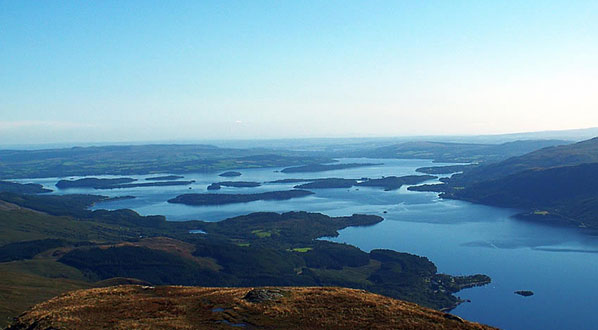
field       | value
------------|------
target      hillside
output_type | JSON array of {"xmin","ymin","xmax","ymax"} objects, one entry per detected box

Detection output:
[
  {"xmin": 447, "ymin": 163, "xmax": 598, "ymax": 227},
  {"xmin": 451, "ymin": 137, "xmax": 598, "ymax": 185},
  {"xmin": 0, "ymin": 192, "xmax": 490, "ymax": 326},
  {"xmin": 6, "ymin": 285, "xmax": 496, "ymax": 330},
  {"xmin": 421, "ymin": 137, "xmax": 598, "ymax": 227}
]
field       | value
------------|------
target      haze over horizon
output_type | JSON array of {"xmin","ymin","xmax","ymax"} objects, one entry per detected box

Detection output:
[{"xmin": 2, "ymin": 1, "xmax": 597, "ymax": 144}]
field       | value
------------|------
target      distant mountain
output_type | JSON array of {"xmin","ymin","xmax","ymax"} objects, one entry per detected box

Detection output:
[
  {"xmin": 353, "ymin": 139, "xmax": 568, "ymax": 163},
  {"xmin": 437, "ymin": 137, "xmax": 598, "ymax": 227},
  {"xmin": 473, "ymin": 127, "xmax": 598, "ymax": 143}
]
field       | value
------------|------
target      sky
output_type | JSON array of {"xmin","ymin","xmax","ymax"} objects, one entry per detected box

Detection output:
[{"xmin": 1, "ymin": 1, "xmax": 597, "ymax": 145}]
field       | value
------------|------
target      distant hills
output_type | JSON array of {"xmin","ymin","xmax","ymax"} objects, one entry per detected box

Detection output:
[
  {"xmin": 0, "ymin": 145, "xmax": 330, "ymax": 179},
  {"xmin": 430, "ymin": 137, "xmax": 598, "ymax": 228},
  {"xmin": 352, "ymin": 139, "xmax": 568, "ymax": 163},
  {"xmin": 0, "ymin": 139, "xmax": 572, "ymax": 179}
]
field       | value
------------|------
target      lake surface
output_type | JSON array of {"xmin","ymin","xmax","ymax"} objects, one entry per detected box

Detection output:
[{"xmin": 18, "ymin": 158, "xmax": 598, "ymax": 330}]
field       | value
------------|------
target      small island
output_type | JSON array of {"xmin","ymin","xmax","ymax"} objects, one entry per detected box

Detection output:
[
  {"xmin": 95, "ymin": 180, "xmax": 196, "ymax": 189},
  {"xmin": 357, "ymin": 175, "xmax": 437, "ymax": 191},
  {"xmin": 219, "ymin": 171, "xmax": 242, "ymax": 177},
  {"xmin": 294, "ymin": 178, "xmax": 358, "ymax": 189},
  {"xmin": 145, "ymin": 175, "xmax": 184, "ymax": 181},
  {"xmin": 515, "ymin": 290, "xmax": 534, "ymax": 297},
  {"xmin": 281, "ymin": 163, "xmax": 382, "ymax": 173},
  {"xmin": 101, "ymin": 195, "xmax": 137, "ymax": 203},
  {"xmin": 268, "ymin": 178, "xmax": 314, "ymax": 184},
  {"xmin": 416, "ymin": 165, "xmax": 476, "ymax": 175},
  {"xmin": 207, "ymin": 183, "xmax": 221, "ymax": 190},
  {"xmin": 168, "ymin": 190, "xmax": 314, "ymax": 206},
  {"xmin": 218, "ymin": 181, "xmax": 261, "ymax": 188},
  {"xmin": 207, "ymin": 181, "xmax": 261, "ymax": 190},
  {"xmin": 56, "ymin": 177, "xmax": 137, "ymax": 189}
]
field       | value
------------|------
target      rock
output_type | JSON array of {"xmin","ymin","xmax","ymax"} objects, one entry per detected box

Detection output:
[
  {"xmin": 243, "ymin": 288, "xmax": 286, "ymax": 303},
  {"xmin": 514, "ymin": 290, "xmax": 534, "ymax": 297},
  {"xmin": 443, "ymin": 313, "xmax": 465, "ymax": 323}
]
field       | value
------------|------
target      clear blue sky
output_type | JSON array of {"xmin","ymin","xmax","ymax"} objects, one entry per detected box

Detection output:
[{"xmin": 1, "ymin": 1, "xmax": 597, "ymax": 144}]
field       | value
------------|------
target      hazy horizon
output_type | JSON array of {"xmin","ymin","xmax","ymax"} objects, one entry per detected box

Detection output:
[
  {"xmin": 2, "ymin": 126, "xmax": 598, "ymax": 151},
  {"xmin": 2, "ymin": 1, "xmax": 597, "ymax": 144}
]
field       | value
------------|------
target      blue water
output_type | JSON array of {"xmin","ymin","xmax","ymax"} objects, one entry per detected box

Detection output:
[{"xmin": 17, "ymin": 158, "xmax": 598, "ymax": 330}]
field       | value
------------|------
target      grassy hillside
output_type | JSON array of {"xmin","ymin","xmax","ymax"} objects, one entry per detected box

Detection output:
[
  {"xmin": 7, "ymin": 285, "xmax": 496, "ymax": 329},
  {"xmin": 427, "ymin": 137, "xmax": 598, "ymax": 227},
  {"xmin": 452, "ymin": 137, "xmax": 598, "ymax": 185},
  {"xmin": 449, "ymin": 163, "xmax": 598, "ymax": 227}
]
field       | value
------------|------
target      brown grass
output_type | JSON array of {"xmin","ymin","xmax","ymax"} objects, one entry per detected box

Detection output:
[{"xmin": 8, "ymin": 285, "xmax": 498, "ymax": 330}]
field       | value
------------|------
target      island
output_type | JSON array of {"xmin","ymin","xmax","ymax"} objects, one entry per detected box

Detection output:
[
  {"xmin": 56, "ymin": 177, "xmax": 137, "ymax": 189},
  {"xmin": 356, "ymin": 175, "xmax": 437, "ymax": 191},
  {"xmin": 219, "ymin": 171, "xmax": 242, "ymax": 177},
  {"xmin": 268, "ymin": 178, "xmax": 314, "ymax": 184},
  {"xmin": 168, "ymin": 190, "xmax": 315, "ymax": 206},
  {"xmin": 94, "ymin": 180, "xmax": 196, "ymax": 189},
  {"xmin": 207, "ymin": 183, "xmax": 221, "ymax": 190},
  {"xmin": 281, "ymin": 163, "xmax": 382, "ymax": 173},
  {"xmin": 103, "ymin": 195, "xmax": 136, "ymax": 202},
  {"xmin": 514, "ymin": 290, "xmax": 534, "ymax": 297},
  {"xmin": 217, "ymin": 181, "xmax": 261, "ymax": 188},
  {"xmin": 207, "ymin": 181, "xmax": 261, "ymax": 190},
  {"xmin": 416, "ymin": 164, "xmax": 476, "ymax": 175},
  {"xmin": 294, "ymin": 178, "xmax": 358, "ymax": 189},
  {"xmin": 145, "ymin": 175, "xmax": 184, "ymax": 181}
]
